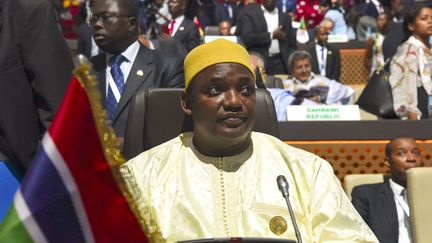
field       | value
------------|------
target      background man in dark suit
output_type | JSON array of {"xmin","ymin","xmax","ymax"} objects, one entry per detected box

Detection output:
[
  {"xmin": 352, "ymin": 137, "xmax": 423, "ymax": 243},
  {"xmin": 237, "ymin": 0, "xmax": 297, "ymax": 75},
  {"xmin": 0, "ymin": 0, "xmax": 73, "ymax": 177},
  {"xmin": 305, "ymin": 25, "xmax": 341, "ymax": 81},
  {"xmin": 167, "ymin": 0, "xmax": 201, "ymax": 52},
  {"xmin": 90, "ymin": 0, "xmax": 184, "ymax": 138}
]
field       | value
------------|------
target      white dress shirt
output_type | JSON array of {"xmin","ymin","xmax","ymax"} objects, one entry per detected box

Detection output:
[
  {"xmin": 105, "ymin": 41, "xmax": 140, "ymax": 102},
  {"xmin": 262, "ymin": 5, "xmax": 280, "ymax": 56},
  {"xmin": 389, "ymin": 179, "xmax": 412, "ymax": 243},
  {"xmin": 170, "ymin": 15, "xmax": 185, "ymax": 36}
]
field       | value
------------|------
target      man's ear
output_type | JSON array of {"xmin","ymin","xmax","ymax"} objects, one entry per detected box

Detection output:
[
  {"xmin": 384, "ymin": 157, "xmax": 390, "ymax": 169},
  {"xmin": 181, "ymin": 91, "xmax": 192, "ymax": 116},
  {"xmin": 128, "ymin": 17, "xmax": 138, "ymax": 32}
]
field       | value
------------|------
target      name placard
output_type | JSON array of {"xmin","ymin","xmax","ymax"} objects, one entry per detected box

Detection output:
[
  {"xmin": 204, "ymin": 36, "xmax": 238, "ymax": 43},
  {"xmin": 328, "ymin": 34, "xmax": 348, "ymax": 43},
  {"xmin": 286, "ymin": 105, "xmax": 361, "ymax": 121}
]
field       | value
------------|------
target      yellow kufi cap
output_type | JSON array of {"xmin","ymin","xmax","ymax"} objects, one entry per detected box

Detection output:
[{"xmin": 183, "ymin": 39, "xmax": 256, "ymax": 89}]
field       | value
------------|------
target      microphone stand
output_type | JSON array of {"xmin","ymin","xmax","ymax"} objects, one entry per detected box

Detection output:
[{"xmin": 277, "ymin": 175, "xmax": 303, "ymax": 243}]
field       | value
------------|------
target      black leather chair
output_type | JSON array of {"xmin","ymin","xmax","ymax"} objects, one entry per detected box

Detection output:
[
  {"xmin": 204, "ymin": 26, "xmax": 220, "ymax": 36},
  {"xmin": 123, "ymin": 88, "xmax": 280, "ymax": 160}
]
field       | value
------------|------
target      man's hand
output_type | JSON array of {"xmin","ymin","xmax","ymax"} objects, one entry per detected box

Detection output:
[
  {"xmin": 138, "ymin": 35, "xmax": 151, "ymax": 48},
  {"xmin": 272, "ymin": 27, "xmax": 287, "ymax": 41}
]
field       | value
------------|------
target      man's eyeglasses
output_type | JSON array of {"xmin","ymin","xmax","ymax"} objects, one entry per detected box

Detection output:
[{"xmin": 89, "ymin": 13, "xmax": 131, "ymax": 25}]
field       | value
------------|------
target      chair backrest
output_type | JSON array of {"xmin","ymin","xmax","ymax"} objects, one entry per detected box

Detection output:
[
  {"xmin": 343, "ymin": 173, "xmax": 384, "ymax": 200},
  {"xmin": 204, "ymin": 26, "xmax": 220, "ymax": 36},
  {"xmin": 407, "ymin": 167, "xmax": 432, "ymax": 243},
  {"xmin": 123, "ymin": 88, "xmax": 280, "ymax": 160}
]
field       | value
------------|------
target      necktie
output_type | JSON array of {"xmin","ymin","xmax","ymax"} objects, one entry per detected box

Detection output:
[
  {"xmin": 320, "ymin": 47, "xmax": 326, "ymax": 75},
  {"xmin": 107, "ymin": 55, "xmax": 126, "ymax": 122},
  {"xmin": 169, "ymin": 20, "xmax": 176, "ymax": 35},
  {"xmin": 401, "ymin": 189, "xmax": 413, "ymax": 242}
]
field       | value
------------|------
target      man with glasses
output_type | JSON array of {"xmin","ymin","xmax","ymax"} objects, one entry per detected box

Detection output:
[
  {"xmin": 352, "ymin": 137, "xmax": 424, "ymax": 243},
  {"xmin": 90, "ymin": 0, "xmax": 184, "ymax": 138}
]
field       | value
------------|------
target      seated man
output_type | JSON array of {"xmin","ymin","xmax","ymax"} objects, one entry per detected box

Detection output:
[
  {"xmin": 269, "ymin": 50, "xmax": 354, "ymax": 120},
  {"xmin": 120, "ymin": 39, "xmax": 377, "ymax": 242},
  {"xmin": 351, "ymin": 137, "xmax": 423, "ymax": 243}
]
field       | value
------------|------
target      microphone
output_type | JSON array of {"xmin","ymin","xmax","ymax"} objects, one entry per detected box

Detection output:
[{"xmin": 277, "ymin": 175, "xmax": 303, "ymax": 243}]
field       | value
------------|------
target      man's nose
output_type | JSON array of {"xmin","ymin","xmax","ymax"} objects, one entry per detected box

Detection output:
[
  {"xmin": 406, "ymin": 152, "xmax": 417, "ymax": 162},
  {"xmin": 91, "ymin": 20, "xmax": 103, "ymax": 29},
  {"xmin": 223, "ymin": 90, "xmax": 242, "ymax": 109}
]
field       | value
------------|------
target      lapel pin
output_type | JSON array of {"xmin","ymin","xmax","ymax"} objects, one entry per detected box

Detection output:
[
  {"xmin": 179, "ymin": 26, "xmax": 184, "ymax": 31},
  {"xmin": 137, "ymin": 70, "xmax": 144, "ymax": 76},
  {"xmin": 328, "ymin": 51, "xmax": 332, "ymax": 55}
]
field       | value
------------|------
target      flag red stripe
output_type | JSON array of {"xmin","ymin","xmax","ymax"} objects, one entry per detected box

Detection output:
[{"xmin": 48, "ymin": 77, "xmax": 147, "ymax": 242}]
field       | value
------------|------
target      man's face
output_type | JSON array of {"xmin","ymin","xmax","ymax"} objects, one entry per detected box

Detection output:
[
  {"xmin": 316, "ymin": 26, "xmax": 329, "ymax": 45},
  {"xmin": 292, "ymin": 58, "xmax": 312, "ymax": 82},
  {"xmin": 263, "ymin": 0, "xmax": 276, "ymax": 12},
  {"xmin": 182, "ymin": 63, "xmax": 256, "ymax": 156},
  {"xmin": 90, "ymin": 0, "xmax": 136, "ymax": 54},
  {"xmin": 168, "ymin": 0, "xmax": 186, "ymax": 18},
  {"xmin": 219, "ymin": 21, "xmax": 231, "ymax": 36},
  {"xmin": 318, "ymin": 5, "xmax": 328, "ymax": 15},
  {"xmin": 386, "ymin": 138, "xmax": 423, "ymax": 187},
  {"xmin": 321, "ymin": 21, "xmax": 334, "ymax": 33}
]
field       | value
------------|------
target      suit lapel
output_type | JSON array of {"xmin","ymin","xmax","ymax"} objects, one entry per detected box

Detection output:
[
  {"xmin": 256, "ymin": 6, "xmax": 267, "ymax": 30},
  {"xmin": 310, "ymin": 46, "xmax": 319, "ymax": 73},
  {"xmin": 174, "ymin": 19, "xmax": 187, "ymax": 39},
  {"xmin": 278, "ymin": 12, "xmax": 285, "ymax": 29},
  {"xmin": 380, "ymin": 181, "xmax": 399, "ymax": 242},
  {"xmin": 112, "ymin": 45, "xmax": 153, "ymax": 123}
]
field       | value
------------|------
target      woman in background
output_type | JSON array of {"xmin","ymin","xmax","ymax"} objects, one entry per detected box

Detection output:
[
  {"xmin": 364, "ymin": 12, "xmax": 391, "ymax": 76},
  {"xmin": 389, "ymin": 3, "xmax": 432, "ymax": 120}
]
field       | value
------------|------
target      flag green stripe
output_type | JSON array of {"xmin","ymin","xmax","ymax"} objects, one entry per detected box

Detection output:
[{"xmin": 0, "ymin": 205, "xmax": 33, "ymax": 242}]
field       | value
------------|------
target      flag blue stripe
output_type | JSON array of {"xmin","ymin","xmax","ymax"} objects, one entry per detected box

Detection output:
[{"xmin": 20, "ymin": 147, "xmax": 87, "ymax": 243}]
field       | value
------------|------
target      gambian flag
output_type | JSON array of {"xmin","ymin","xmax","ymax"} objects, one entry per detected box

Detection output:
[
  {"xmin": 0, "ymin": 60, "xmax": 148, "ymax": 243},
  {"xmin": 194, "ymin": 17, "xmax": 204, "ymax": 38}
]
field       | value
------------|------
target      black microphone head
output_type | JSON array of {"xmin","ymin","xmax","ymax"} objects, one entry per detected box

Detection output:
[{"xmin": 277, "ymin": 175, "xmax": 289, "ymax": 198}]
